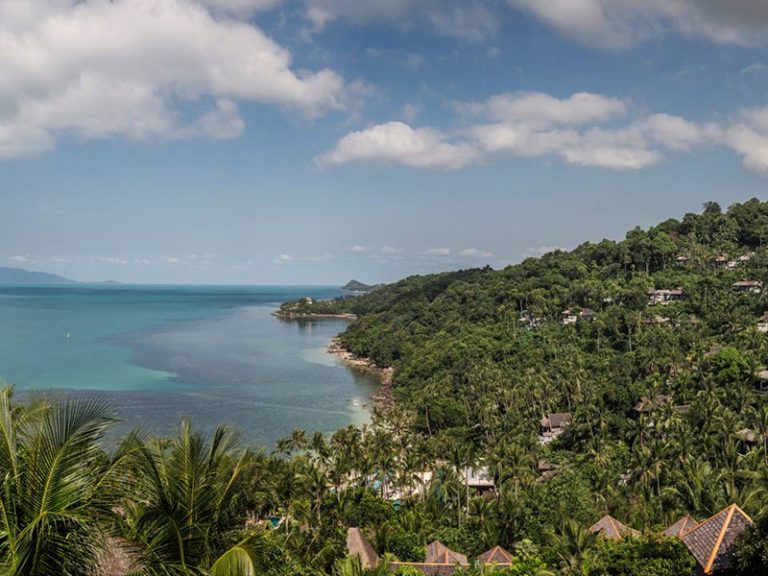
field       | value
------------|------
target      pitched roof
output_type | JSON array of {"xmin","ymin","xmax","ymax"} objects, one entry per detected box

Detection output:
[
  {"xmin": 425, "ymin": 541, "xmax": 468, "ymax": 566},
  {"xmin": 346, "ymin": 527, "xmax": 379, "ymax": 568},
  {"xmin": 681, "ymin": 504, "xmax": 753, "ymax": 575},
  {"xmin": 465, "ymin": 466, "xmax": 494, "ymax": 488},
  {"xmin": 540, "ymin": 412, "xmax": 572, "ymax": 430},
  {"xmin": 477, "ymin": 546, "xmax": 514, "ymax": 566},
  {"xmin": 387, "ymin": 563, "xmax": 460, "ymax": 575},
  {"xmin": 664, "ymin": 515, "xmax": 699, "ymax": 538},
  {"xmin": 634, "ymin": 394, "xmax": 672, "ymax": 413},
  {"xmin": 588, "ymin": 515, "xmax": 640, "ymax": 541}
]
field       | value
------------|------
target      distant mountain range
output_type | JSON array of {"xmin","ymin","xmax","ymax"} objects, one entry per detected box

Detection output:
[{"xmin": 0, "ymin": 266, "xmax": 75, "ymax": 285}]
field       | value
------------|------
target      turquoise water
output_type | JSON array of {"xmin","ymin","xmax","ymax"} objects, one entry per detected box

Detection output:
[{"xmin": 0, "ymin": 285, "xmax": 376, "ymax": 447}]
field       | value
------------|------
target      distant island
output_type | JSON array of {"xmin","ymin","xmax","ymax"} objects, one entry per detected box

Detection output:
[
  {"xmin": 341, "ymin": 279, "xmax": 378, "ymax": 292},
  {"xmin": 0, "ymin": 266, "xmax": 75, "ymax": 285}
]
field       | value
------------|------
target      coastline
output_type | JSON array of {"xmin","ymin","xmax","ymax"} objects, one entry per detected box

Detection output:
[
  {"xmin": 328, "ymin": 338, "xmax": 394, "ymax": 412},
  {"xmin": 272, "ymin": 311, "xmax": 358, "ymax": 321}
]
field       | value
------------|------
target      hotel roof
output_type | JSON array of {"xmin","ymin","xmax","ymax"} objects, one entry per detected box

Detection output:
[
  {"xmin": 664, "ymin": 515, "xmax": 699, "ymax": 538},
  {"xmin": 681, "ymin": 504, "xmax": 753, "ymax": 575},
  {"xmin": 477, "ymin": 546, "xmax": 514, "ymax": 566},
  {"xmin": 425, "ymin": 541, "xmax": 468, "ymax": 566},
  {"xmin": 588, "ymin": 515, "xmax": 640, "ymax": 540}
]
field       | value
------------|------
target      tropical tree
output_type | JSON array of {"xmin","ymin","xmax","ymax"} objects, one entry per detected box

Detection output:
[
  {"xmin": 0, "ymin": 386, "xmax": 130, "ymax": 576},
  {"xmin": 118, "ymin": 420, "xmax": 264, "ymax": 575}
]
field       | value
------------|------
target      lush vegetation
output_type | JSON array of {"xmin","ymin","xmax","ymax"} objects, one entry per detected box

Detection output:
[{"xmin": 5, "ymin": 199, "xmax": 768, "ymax": 575}]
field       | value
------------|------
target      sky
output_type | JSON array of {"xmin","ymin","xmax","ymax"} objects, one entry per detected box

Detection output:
[{"xmin": 2, "ymin": 1, "xmax": 768, "ymax": 284}]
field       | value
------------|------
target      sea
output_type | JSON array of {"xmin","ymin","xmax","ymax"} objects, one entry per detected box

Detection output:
[{"xmin": 0, "ymin": 285, "xmax": 377, "ymax": 448}]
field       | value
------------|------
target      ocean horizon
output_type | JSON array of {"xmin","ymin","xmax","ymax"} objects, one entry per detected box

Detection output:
[{"xmin": 0, "ymin": 284, "xmax": 377, "ymax": 447}]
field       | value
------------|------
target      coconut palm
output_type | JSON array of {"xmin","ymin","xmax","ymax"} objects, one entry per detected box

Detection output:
[
  {"xmin": 546, "ymin": 519, "xmax": 598, "ymax": 575},
  {"xmin": 0, "ymin": 386, "xmax": 130, "ymax": 576},
  {"xmin": 118, "ymin": 420, "xmax": 264, "ymax": 575}
]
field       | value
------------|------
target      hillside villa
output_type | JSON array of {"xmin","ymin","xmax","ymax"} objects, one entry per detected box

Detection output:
[{"xmin": 346, "ymin": 504, "xmax": 753, "ymax": 575}]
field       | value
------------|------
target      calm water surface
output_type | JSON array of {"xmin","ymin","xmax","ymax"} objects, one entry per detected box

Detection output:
[{"xmin": 0, "ymin": 285, "xmax": 376, "ymax": 447}]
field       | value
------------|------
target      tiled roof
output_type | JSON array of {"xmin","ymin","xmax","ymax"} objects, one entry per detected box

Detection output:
[
  {"xmin": 588, "ymin": 515, "xmax": 640, "ymax": 540},
  {"xmin": 346, "ymin": 527, "xmax": 379, "ymax": 568},
  {"xmin": 477, "ymin": 546, "xmax": 514, "ymax": 566},
  {"xmin": 541, "ymin": 412, "xmax": 572, "ymax": 430},
  {"xmin": 681, "ymin": 504, "xmax": 753, "ymax": 575},
  {"xmin": 388, "ymin": 563, "xmax": 460, "ymax": 575},
  {"xmin": 425, "ymin": 541, "xmax": 468, "ymax": 566},
  {"xmin": 664, "ymin": 515, "xmax": 699, "ymax": 538}
]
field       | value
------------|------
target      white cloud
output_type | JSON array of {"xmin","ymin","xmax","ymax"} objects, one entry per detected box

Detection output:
[
  {"xmin": 322, "ymin": 91, "xmax": 729, "ymax": 172},
  {"xmin": 8, "ymin": 255, "xmax": 28, "ymax": 263},
  {"xmin": 506, "ymin": 0, "xmax": 768, "ymax": 49},
  {"xmin": 273, "ymin": 254, "xmax": 295, "ymax": 264},
  {"xmin": 459, "ymin": 248, "xmax": 492, "ymax": 258},
  {"xmin": 302, "ymin": 0, "xmax": 499, "ymax": 41},
  {"xmin": 461, "ymin": 91, "xmax": 628, "ymax": 128},
  {"xmin": 348, "ymin": 245, "xmax": 371, "ymax": 253},
  {"xmin": 0, "ymin": 0, "xmax": 351, "ymax": 159},
  {"xmin": 422, "ymin": 247, "xmax": 451, "ymax": 256},
  {"xmin": 402, "ymin": 103, "xmax": 419, "ymax": 123},
  {"xmin": 317, "ymin": 121, "xmax": 481, "ymax": 169},
  {"xmin": 100, "ymin": 257, "xmax": 129, "ymax": 265},
  {"xmin": 199, "ymin": 0, "xmax": 282, "ymax": 16},
  {"xmin": 741, "ymin": 63, "xmax": 768, "ymax": 75},
  {"xmin": 381, "ymin": 246, "xmax": 404, "ymax": 254},
  {"xmin": 724, "ymin": 107, "xmax": 768, "ymax": 175},
  {"xmin": 524, "ymin": 245, "xmax": 565, "ymax": 257}
]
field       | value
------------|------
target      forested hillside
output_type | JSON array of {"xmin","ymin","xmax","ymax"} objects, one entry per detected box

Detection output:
[
  {"xmin": 7, "ymin": 200, "xmax": 768, "ymax": 576},
  {"xmin": 269, "ymin": 199, "xmax": 768, "ymax": 573},
  {"xmin": 291, "ymin": 198, "xmax": 768, "ymax": 437}
]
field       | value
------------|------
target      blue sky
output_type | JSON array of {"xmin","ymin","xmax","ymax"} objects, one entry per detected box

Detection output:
[{"xmin": 2, "ymin": 1, "xmax": 768, "ymax": 284}]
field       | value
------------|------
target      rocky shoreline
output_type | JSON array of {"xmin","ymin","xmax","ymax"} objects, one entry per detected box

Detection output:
[{"xmin": 328, "ymin": 338, "xmax": 394, "ymax": 412}]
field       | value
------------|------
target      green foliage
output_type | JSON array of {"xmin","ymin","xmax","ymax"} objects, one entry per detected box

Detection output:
[
  {"xmin": 734, "ymin": 513, "xmax": 768, "ymax": 575},
  {"xmin": 0, "ymin": 386, "xmax": 126, "ymax": 576},
  {"xmin": 9, "ymin": 199, "xmax": 768, "ymax": 574},
  {"xmin": 590, "ymin": 535, "xmax": 696, "ymax": 576},
  {"xmin": 391, "ymin": 566, "xmax": 424, "ymax": 576}
]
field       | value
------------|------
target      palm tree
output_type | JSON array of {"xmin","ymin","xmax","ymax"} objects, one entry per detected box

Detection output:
[
  {"xmin": 546, "ymin": 519, "xmax": 598, "ymax": 575},
  {"xmin": 119, "ymin": 420, "xmax": 264, "ymax": 575},
  {"xmin": 0, "ymin": 386, "xmax": 130, "ymax": 576}
]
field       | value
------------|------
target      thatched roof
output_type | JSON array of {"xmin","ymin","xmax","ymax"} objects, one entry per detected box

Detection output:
[
  {"xmin": 477, "ymin": 545, "xmax": 514, "ymax": 566},
  {"xmin": 346, "ymin": 527, "xmax": 379, "ymax": 568},
  {"xmin": 664, "ymin": 515, "xmax": 699, "ymax": 538},
  {"xmin": 681, "ymin": 504, "xmax": 753, "ymax": 575},
  {"xmin": 588, "ymin": 515, "xmax": 640, "ymax": 541},
  {"xmin": 425, "ymin": 541, "xmax": 469, "ymax": 565}
]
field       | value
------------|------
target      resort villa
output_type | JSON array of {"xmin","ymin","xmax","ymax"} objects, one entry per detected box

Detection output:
[
  {"xmin": 539, "ymin": 412, "xmax": 572, "ymax": 444},
  {"xmin": 648, "ymin": 288, "xmax": 684, "ymax": 305},
  {"xmin": 346, "ymin": 504, "xmax": 754, "ymax": 575},
  {"xmin": 732, "ymin": 280, "xmax": 762, "ymax": 293}
]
